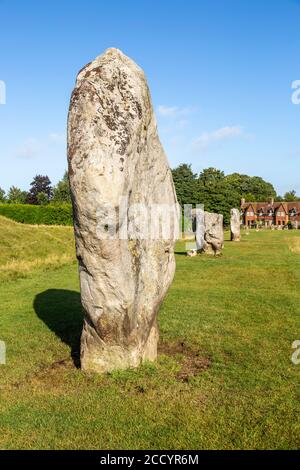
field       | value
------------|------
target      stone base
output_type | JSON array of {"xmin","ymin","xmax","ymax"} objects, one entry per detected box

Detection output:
[
  {"xmin": 80, "ymin": 319, "xmax": 159, "ymax": 374},
  {"xmin": 201, "ymin": 242, "xmax": 222, "ymax": 256}
]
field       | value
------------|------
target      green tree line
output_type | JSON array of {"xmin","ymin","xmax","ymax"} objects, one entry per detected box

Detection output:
[
  {"xmin": 0, "ymin": 172, "xmax": 71, "ymax": 205},
  {"xmin": 1, "ymin": 166, "xmax": 299, "ymax": 226},
  {"xmin": 171, "ymin": 165, "xmax": 299, "ymax": 225}
]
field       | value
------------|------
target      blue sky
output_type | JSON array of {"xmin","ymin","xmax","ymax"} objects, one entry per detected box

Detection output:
[{"xmin": 0, "ymin": 0, "xmax": 300, "ymax": 195}]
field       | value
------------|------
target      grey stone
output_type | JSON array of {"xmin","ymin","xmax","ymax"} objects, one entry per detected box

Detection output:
[
  {"xmin": 230, "ymin": 208, "xmax": 241, "ymax": 242},
  {"xmin": 202, "ymin": 212, "xmax": 224, "ymax": 255},
  {"xmin": 191, "ymin": 207, "xmax": 205, "ymax": 252},
  {"xmin": 68, "ymin": 48, "xmax": 178, "ymax": 373}
]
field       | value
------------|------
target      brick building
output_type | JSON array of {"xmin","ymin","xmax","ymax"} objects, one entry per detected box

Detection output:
[{"xmin": 241, "ymin": 198, "xmax": 300, "ymax": 228}]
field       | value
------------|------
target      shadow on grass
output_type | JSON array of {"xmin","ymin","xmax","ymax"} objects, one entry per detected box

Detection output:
[{"xmin": 34, "ymin": 289, "xmax": 83, "ymax": 368}]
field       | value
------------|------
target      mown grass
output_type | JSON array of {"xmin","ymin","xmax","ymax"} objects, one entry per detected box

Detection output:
[
  {"xmin": 289, "ymin": 236, "xmax": 300, "ymax": 254},
  {"xmin": 0, "ymin": 216, "xmax": 75, "ymax": 282},
  {"xmin": 0, "ymin": 219, "xmax": 300, "ymax": 449}
]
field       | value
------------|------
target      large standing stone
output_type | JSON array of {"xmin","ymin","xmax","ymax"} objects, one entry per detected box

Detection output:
[
  {"xmin": 68, "ymin": 48, "xmax": 178, "ymax": 373},
  {"xmin": 202, "ymin": 212, "xmax": 224, "ymax": 255},
  {"xmin": 230, "ymin": 208, "xmax": 241, "ymax": 242}
]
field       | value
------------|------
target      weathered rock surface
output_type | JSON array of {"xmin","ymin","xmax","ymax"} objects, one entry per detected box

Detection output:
[
  {"xmin": 67, "ymin": 48, "xmax": 178, "ymax": 373},
  {"xmin": 230, "ymin": 208, "xmax": 241, "ymax": 242},
  {"xmin": 191, "ymin": 207, "xmax": 205, "ymax": 252},
  {"xmin": 202, "ymin": 212, "xmax": 224, "ymax": 255}
]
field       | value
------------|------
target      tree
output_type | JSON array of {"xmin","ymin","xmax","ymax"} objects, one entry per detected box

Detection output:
[
  {"xmin": 52, "ymin": 171, "xmax": 71, "ymax": 203},
  {"xmin": 7, "ymin": 186, "xmax": 27, "ymax": 204},
  {"xmin": 243, "ymin": 193, "xmax": 256, "ymax": 202},
  {"xmin": 284, "ymin": 190, "xmax": 298, "ymax": 202},
  {"xmin": 224, "ymin": 173, "xmax": 276, "ymax": 201},
  {"xmin": 198, "ymin": 168, "xmax": 225, "ymax": 187},
  {"xmin": 171, "ymin": 164, "xmax": 198, "ymax": 208},
  {"xmin": 37, "ymin": 192, "xmax": 49, "ymax": 205},
  {"xmin": 171, "ymin": 164, "xmax": 278, "ymax": 226},
  {"xmin": 0, "ymin": 187, "xmax": 5, "ymax": 202},
  {"xmin": 27, "ymin": 175, "xmax": 52, "ymax": 205},
  {"xmin": 197, "ymin": 173, "xmax": 240, "ymax": 225}
]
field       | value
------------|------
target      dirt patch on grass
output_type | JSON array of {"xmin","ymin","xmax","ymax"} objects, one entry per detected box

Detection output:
[
  {"xmin": 10, "ymin": 357, "xmax": 74, "ymax": 392},
  {"xmin": 159, "ymin": 341, "xmax": 211, "ymax": 382},
  {"xmin": 9, "ymin": 342, "xmax": 211, "ymax": 394}
]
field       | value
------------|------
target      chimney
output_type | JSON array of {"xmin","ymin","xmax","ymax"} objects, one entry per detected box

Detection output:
[
  {"xmin": 270, "ymin": 197, "xmax": 274, "ymax": 205},
  {"xmin": 241, "ymin": 198, "xmax": 245, "ymax": 206}
]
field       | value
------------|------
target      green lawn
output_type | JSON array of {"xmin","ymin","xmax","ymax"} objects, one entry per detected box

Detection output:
[{"xmin": 1, "ymin": 221, "xmax": 300, "ymax": 449}]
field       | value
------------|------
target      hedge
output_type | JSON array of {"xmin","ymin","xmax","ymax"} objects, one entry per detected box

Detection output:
[{"xmin": 0, "ymin": 204, "xmax": 73, "ymax": 226}]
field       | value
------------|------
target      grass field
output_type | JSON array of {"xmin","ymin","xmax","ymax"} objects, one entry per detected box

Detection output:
[
  {"xmin": 1, "ymin": 218, "xmax": 300, "ymax": 449},
  {"xmin": 0, "ymin": 216, "xmax": 75, "ymax": 282}
]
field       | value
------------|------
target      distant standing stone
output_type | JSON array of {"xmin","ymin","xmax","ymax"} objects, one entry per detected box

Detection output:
[
  {"xmin": 202, "ymin": 212, "xmax": 224, "ymax": 255},
  {"xmin": 68, "ymin": 48, "xmax": 178, "ymax": 373},
  {"xmin": 230, "ymin": 208, "xmax": 241, "ymax": 242},
  {"xmin": 193, "ymin": 207, "xmax": 205, "ymax": 252}
]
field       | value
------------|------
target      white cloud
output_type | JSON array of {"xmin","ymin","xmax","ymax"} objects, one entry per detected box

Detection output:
[
  {"xmin": 16, "ymin": 138, "xmax": 40, "ymax": 159},
  {"xmin": 157, "ymin": 106, "xmax": 196, "ymax": 138},
  {"xmin": 194, "ymin": 126, "xmax": 243, "ymax": 149},
  {"xmin": 15, "ymin": 132, "xmax": 65, "ymax": 159},
  {"xmin": 157, "ymin": 105, "xmax": 179, "ymax": 117},
  {"xmin": 49, "ymin": 132, "xmax": 65, "ymax": 143},
  {"xmin": 157, "ymin": 105, "xmax": 194, "ymax": 118}
]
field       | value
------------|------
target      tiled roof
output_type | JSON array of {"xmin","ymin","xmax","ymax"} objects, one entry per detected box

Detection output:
[{"xmin": 241, "ymin": 201, "xmax": 300, "ymax": 212}]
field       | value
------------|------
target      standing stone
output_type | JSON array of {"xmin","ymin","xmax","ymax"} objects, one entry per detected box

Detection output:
[
  {"xmin": 191, "ymin": 207, "xmax": 205, "ymax": 252},
  {"xmin": 230, "ymin": 208, "xmax": 241, "ymax": 242},
  {"xmin": 68, "ymin": 48, "xmax": 178, "ymax": 373},
  {"xmin": 202, "ymin": 212, "xmax": 224, "ymax": 255}
]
